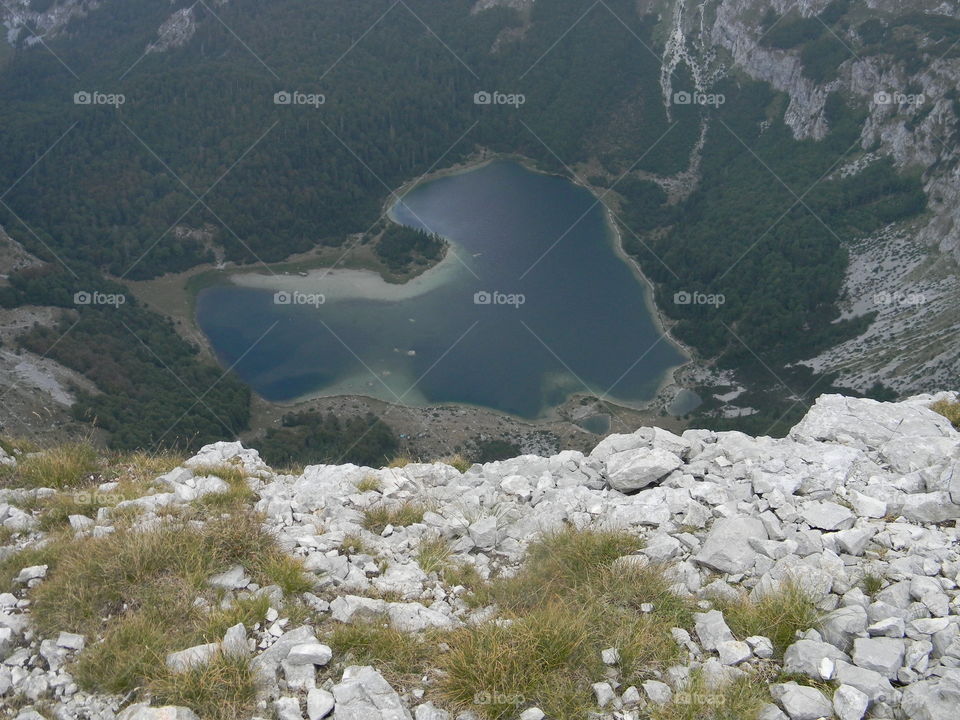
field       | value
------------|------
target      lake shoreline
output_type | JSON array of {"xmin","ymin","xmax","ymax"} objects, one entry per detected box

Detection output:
[
  {"xmin": 384, "ymin": 149, "xmax": 699, "ymax": 403},
  {"xmin": 133, "ymin": 152, "xmax": 703, "ymax": 444}
]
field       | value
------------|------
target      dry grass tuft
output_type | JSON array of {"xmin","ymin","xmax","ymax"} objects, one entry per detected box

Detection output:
[
  {"xmin": 355, "ymin": 475, "xmax": 383, "ymax": 492},
  {"xmin": 148, "ymin": 651, "xmax": 257, "ymax": 720},
  {"xmin": 190, "ymin": 463, "xmax": 256, "ymax": 510},
  {"xmin": 328, "ymin": 621, "xmax": 435, "ymax": 686},
  {"xmin": 932, "ymin": 400, "xmax": 960, "ymax": 429},
  {"xmin": 417, "ymin": 535, "xmax": 452, "ymax": 574},
  {"xmin": 651, "ymin": 669, "xmax": 770, "ymax": 720},
  {"xmin": 0, "ymin": 443, "xmax": 99, "ymax": 489},
  {"xmin": 714, "ymin": 578, "xmax": 819, "ymax": 657},
  {"xmin": 362, "ymin": 501, "xmax": 428, "ymax": 534},
  {"xmin": 439, "ymin": 453, "xmax": 472, "ymax": 473},
  {"xmin": 22, "ymin": 509, "xmax": 307, "ymax": 713},
  {"xmin": 439, "ymin": 526, "xmax": 690, "ymax": 719}
]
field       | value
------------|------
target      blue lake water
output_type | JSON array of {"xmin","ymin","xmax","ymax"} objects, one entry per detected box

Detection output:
[{"xmin": 195, "ymin": 160, "xmax": 685, "ymax": 418}]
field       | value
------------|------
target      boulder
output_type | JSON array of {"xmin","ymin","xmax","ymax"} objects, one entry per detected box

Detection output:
[
  {"xmin": 801, "ymin": 501, "xmax": 854, "ymax": 531},
  {"xmin": 851, "ymin": 637, "xmax": 905, "ymax": 679},
  {"xmin": 208, "ymin": 564, "xmax": 251, "ymax": 590},
  {"xmin": 694, "ymin": 610, "xmax": 735, "ymax": 651},
  {"xmin": 275, "ymin": 697, "xmax": 305, "ymax": 720},
  {"xmin": 790, "ymin": 395, "xmax": 955, "ymax": 449},
  {"xmin": 717, "ymin": 640, "xmax": 751, "ymax": 666},
  {"xmin": 695, "ymin": 516, "xmax": 768, "ymax": 574},
  {"xmin": 330, "ymin": 596, "xmax": 389, "ymax": 624},
  {"xmin": 117, "ymin": 705, "xmax": 200, "ymax": 720},
  {"xmin": 287, "ymin": 642, "xmax": 333, "ymax": 666},
  {"xmin": 833, "ymin": 684, "xmax": 869, "ymax": 720},
  {"xmin": 332, "ymin": 665, "xmax": 412, "ymax": 720},
  {"xmin": 783, "ymin": 639, "xmax": 849, "ymax": 678},
  {"xmin": 307, "ymin": 688, "xmax": 334, "ymax": 720},
  {"xmin": 251, "ymin": 626, "xmax": 318, "ymax": 685},
  {"xmin": 820, "ymin": 605, "xmax": 868, "ymax": 651},
  {"xmin": 165, "ymin": 642, "xmax": 219, "ymax": 673},
  {"xmin": 221, "ymin": 623, "xmax": 248, "ymax": 658},
  {"xmin": 604, "ymin": 448, "xmax": 683, "ymax": 492},
  {"xmin": 770, "ymin": 682, "xmax": 832, "ymax": 720},
  {"xmin": 901, "ymin": 677, "xmax": 960, "ymax": 720},
  {"xmin": 834, "ymin": 660, "xmax": 894, "ymax": 703}
]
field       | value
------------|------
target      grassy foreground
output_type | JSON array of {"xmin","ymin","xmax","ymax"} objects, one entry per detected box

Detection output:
[
  {"xmin": 325, "ymin": 526, "xmax": 819, "ymax": 720},
  {"xmin": 0, "ymin": 441, "xmax": 824, "ymax": 720}
]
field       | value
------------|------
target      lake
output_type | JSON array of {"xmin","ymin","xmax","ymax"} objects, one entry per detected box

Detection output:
[{"xmin": 195, "ymin": 160, "xmax": 685, "ymax": 418}]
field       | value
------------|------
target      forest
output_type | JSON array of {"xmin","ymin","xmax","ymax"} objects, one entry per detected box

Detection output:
[{"xmin": 258, "ymin": 411, "xmax": 399, "ymax": 469}]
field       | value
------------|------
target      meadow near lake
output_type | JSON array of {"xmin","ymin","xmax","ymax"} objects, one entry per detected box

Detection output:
[{"xmin": 195, "ymin": 160, "xmax": 685, "ymax": 418}]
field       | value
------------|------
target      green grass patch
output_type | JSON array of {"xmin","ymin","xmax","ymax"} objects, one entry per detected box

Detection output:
[
  {"xmin": 470, "ymin": 526, "xmax": 643, "ymax": 610},
  {"xmin": 439, "ymin": 454, "xmax": 472, "ymax": 473},
  {"xmin": 0, "ymin": 443, "xmax": 100, "ymax": 489},
  {"xmin": 21, "ymin": 510, "xmax": 307, "ymax": 715},
  {"xmin": 417, "ymin": 536, "xmax": 452, "ymax": 574},
  {"xmin": 354, "ymin": 475, "xmax": 382, "ymax": 492},
  {"xmin": 441, "ymin": 560, "xmax": 483, "ymax": 590},
  {"xmin": 0, "ymin": 536, "xmax": 70, "ymax": 593},
  {"xmin": 862, "ymin": 572, "xmax": 884, "ymax": 596},
  {"xmin": 437, "ymin": 602, "xmax": 597, "ymax": 718},
  {"xmin": 441, "ymin": 527, "xmax": 689, "ymax": 719},
  {"xmin": 328, "ymin": 621, "xmax": 435, "ymax": 685},
  {"xmin": 340, "ymin": 533, "xmax": 374, "ymax": 555},
  {"xmin": 362, "ymin": 501, "xmax": 428, "ymax": 533},
  {"xmin": 714, "ymin": 578, "xmax": 819, "ymax": 658},
  {"xmin": 149, "ymin": 652, "xmax": 257, "ymax": 720},
  {"xmin": 651, "ymin": 669, "xmax": 771, "ymax": 720}
]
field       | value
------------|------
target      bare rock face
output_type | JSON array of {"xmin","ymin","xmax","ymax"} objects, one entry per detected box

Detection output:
[
  {"xmin": 695, "ymin": 516, "xmax": 768, "ymax": 574},
  {"xmin": 331, "ymin": 665, "xmax": 413, "ymax": 720}
]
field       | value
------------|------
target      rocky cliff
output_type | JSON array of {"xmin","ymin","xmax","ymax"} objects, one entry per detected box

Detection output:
[
  {"xmin": 1, "ymin": 391, "xmax": 959, "ymax": 719},
  {"xmin": 650, "ymin": 0, "xmax": 960, "ymax": 395}
]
